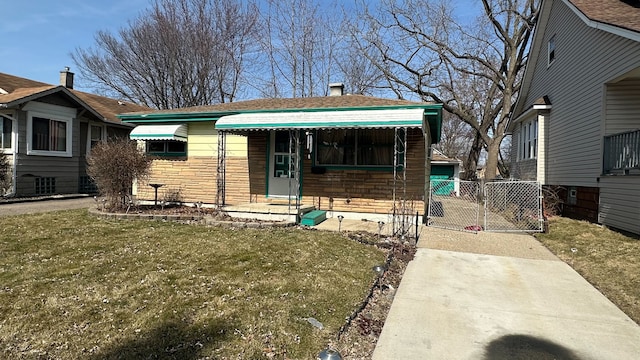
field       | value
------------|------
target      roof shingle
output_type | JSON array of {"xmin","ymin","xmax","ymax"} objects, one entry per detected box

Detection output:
[
  {"xmin": 0, "ymin": 72, "xmax": 149, "ymax": 123},
  {"xmin": 123, "ymin": 95, "xmax": 428, "ymax": 116},
  {"xmin": 569, "ymin": 0, "xmax": 640, "ymax": 34}
]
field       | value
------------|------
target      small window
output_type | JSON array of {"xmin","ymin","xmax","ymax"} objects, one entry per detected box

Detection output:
[
  {"xmin": 90, "ymin": 125, "xmax": 103, "ymax": 149},
  {"xmin": 35, "ymin": 177, "xmax": 56, "ymax": 195},
  {"xmin": 548, "ymin": 35, "xmax": 556, "ymax": 66},
  {"xmin": 146, "ymin": 140, "xmax": 187, "ymax": 156},
  {"xmin": 1, "ymin": 116, "xmax": 12, "ymax": 149}
]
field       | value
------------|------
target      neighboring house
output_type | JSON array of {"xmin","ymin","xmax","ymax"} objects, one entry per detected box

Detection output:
[
  {"xmin": 0, "ymin": 69, "xmax": 150, "ymax": 197},
  {"xmin": 508, "ymin": 0, "xmax": 640, "ymax": 234},
  {"xmin": 430, "ymin": 149, "xmax": 462, "ymax": 196},
  {"xmin": 120, "ymin": 84, "xmax": 443, "ymax": 221}
]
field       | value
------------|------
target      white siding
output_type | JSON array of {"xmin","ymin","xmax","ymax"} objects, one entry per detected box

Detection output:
[
  {"xmin": 537, "ymin": 112, "xmax": 549, "ymax": 184},
  {"xmin": 520, "ymin": 0, "xmax": 640, "ymax": 187},
  {"xmin": 605, "ymin": 79, "xmax": 640, "ymax": 136},
  {"xmin": 599, "ymin": 176, "xmax": 640, "ymax": 234}
]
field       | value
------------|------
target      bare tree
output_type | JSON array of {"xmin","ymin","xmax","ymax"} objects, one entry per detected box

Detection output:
[
  {"xmin": 254, "ymin": 0, "xmax": 340, "ymax": 98},
  {"xmin": 73, "ymin": 0, "xmax": 259, "ymax": 109},
  {"xmin": 349, "ymin": 0, "xmax": 539, "ymax": 180},
  {"xmin": 434, "ymin": 111, "xmax": 474, "ymax": 160},
  {"xmin": 334, "ymin": 30, "xmax": 386, "ymax": 96}
]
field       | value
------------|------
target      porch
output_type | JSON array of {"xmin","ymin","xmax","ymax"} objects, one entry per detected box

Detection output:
[{"xmin": 222, "ymin": 202, "xmax": 315, "ymax": 222}]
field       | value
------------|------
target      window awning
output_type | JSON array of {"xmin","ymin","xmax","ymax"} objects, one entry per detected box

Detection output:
[
  {"xmin": 215, "ymin": 109, "xmax": 426, "ymax": 131},
  {"xmin": 129, "ymin": 124, "xmax": 187, "ymax": 142}
]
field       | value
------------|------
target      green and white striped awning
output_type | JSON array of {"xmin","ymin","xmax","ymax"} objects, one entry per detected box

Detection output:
[
  {"xmin": 215, "ymin": 109, "xmax": 425, "ymax": 130},
  {"xmin": 129, "ymin": 124, "xmax": 187, "ymax": 141}
]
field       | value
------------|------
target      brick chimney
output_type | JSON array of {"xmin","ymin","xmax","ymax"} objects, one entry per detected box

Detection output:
[
  {"xmin": 60, "ymin": 67, "xmax": 74, "ymax": 89},
  {"xmin": 329, "ymin": 82, "xmax": 344, "ymax": 96}
]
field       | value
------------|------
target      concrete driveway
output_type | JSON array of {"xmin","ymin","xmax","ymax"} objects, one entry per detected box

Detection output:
[
  {"xmin": 373, "ymin": 228, "xmax": 640, "ymax": 359},
  {"xmin": 0, "ymin": 196, "xmax": 94, "ymax": 216}
]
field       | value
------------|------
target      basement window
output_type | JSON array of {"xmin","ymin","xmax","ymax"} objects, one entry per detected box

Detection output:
[{"xmin": 35, "ymin": 177, "xmax": 56, "ymax": 195}]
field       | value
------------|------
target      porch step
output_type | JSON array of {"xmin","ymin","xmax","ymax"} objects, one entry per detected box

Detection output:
[{"xmin": 300, "ymin": 210, "xmax": 327, "ymax": 226}]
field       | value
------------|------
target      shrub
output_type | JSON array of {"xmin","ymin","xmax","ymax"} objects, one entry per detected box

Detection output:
[
  {"xmin": 542, "ymin": 185, "xmax": 564, "ymax": 217},
  {"xmin": 0, "ymin": 151, "xmax": 10, "ymax": 195},
  {"xmin": 87, "ymin": 138, "xmax": 150, "ymax": 211}
]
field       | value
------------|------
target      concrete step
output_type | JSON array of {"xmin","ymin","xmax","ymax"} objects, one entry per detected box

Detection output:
[{"xmin": 300, "ymin": 210, "xmax": 327, "ymax": 226}]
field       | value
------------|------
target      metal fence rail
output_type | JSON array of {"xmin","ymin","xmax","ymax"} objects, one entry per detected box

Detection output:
[{"xmin": 427, "ymin": 179, "xmax": 543, "ymax": 233}]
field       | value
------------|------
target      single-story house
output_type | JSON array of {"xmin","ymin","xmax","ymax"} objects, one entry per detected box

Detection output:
[
  {"xmin": 0, "ymin": 69, "xmax": 150, "ymax": 197},
  {"xmin": 120, "ymin": 84, "xmax": 443, "ymax": 222},
  {"xmin": 508, "ymin": 0, "xmax": 640, "ymax": 235}
]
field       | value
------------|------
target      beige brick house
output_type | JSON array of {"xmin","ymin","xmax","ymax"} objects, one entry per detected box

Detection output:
[{"xmin": 120, "ymin": 85, "xmax": 442, "ymax": 222}]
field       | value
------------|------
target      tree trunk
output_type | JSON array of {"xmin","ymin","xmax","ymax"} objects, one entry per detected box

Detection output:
[
  {"xmin": 462, "ymin": 133, "xmax": 483, "ymax": 180},
  {"xmin": 484, "ymin": 139, "xmax": 501, "ymax": 180}
]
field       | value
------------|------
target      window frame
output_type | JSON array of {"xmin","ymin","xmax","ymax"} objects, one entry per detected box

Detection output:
[
  {"xmin": 313, "ymin": 128, "xmax": 405, "ymax": 170},
  {"xmin": 518, "ymin": 118, "xmax": 538, "ymax": 161},
  {"xmin": 0, "ymin": 113, "xmax": 16, "ymax": 153},
  {"xmin": 145, "ymin": 140, "xmax": 187, "ymax": 157},
  {"xmin": 25, "ymin": 102, "xmax": 74, "ymax": 158},
  {"xmin": 87, "ymin": 123, "xmax": 106, "ymax": 154}
]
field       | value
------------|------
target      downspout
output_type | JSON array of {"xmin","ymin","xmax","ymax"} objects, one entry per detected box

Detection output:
[{"xmin": 10, "ymin": 133, "xmax": 17, "ymax": 197}]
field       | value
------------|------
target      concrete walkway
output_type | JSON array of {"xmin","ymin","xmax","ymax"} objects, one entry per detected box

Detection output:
[{"xmin": 373, "ymin": 228, "xmax": 640, "ymax": 359}]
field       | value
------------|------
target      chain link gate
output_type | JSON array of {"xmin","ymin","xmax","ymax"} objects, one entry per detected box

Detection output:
[
  {"xmin": 428, "ymin": 180, "xmax": 543, "ymax": 233},
  {"xmin": 484, "ymin": 181, "xmax": 543, "ymax": 232}
]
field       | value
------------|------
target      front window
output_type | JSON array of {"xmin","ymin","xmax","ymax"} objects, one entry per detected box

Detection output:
[
  {"xmin": 146, "ymin": 140, "xmax": 187, "ymax": 156},
  {"xmin": 1, "ymin": 116, "xmax": 12, "ymax": 149},
  {"xmin": 519, "ymin": 118, "xmax": 538, "ymax": 160},
  {"xmin": 32, "ymin": 117, "xmax": 67, "ymax": 152},
  {"xmin": 315, "ymin": 128, "xmax": 402, "ymax": 167}
]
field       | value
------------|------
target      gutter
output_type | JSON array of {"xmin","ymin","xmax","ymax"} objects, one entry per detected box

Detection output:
[{"xmin": 10, "ymin": 136, "xmax": 17, "ymax": 197}]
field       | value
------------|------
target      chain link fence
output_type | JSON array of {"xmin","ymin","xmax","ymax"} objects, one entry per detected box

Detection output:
[
  {"xmin": 427, "ymin": 179, "xmax": 543, "ymax": 233},
  {"xmin": 484, "ymin": 181, "xmax": 543, "ymax": 232}
]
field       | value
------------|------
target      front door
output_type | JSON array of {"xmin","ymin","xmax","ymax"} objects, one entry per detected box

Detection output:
[{"xmin": 268, "ymin": 130, "xmax": 300, "ymax": 198}]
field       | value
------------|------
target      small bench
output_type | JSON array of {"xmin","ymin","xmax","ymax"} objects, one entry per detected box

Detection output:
[{"xmin": 300, "ymin": 210, "xmax": 327, "ymax": 226}]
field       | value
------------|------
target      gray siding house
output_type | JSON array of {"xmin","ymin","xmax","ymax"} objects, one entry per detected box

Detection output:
[
  {"xmin": 0, "ymin": 69, "xmax": 150, "ymax": 197},
  {"xmin": 509, "ymin": 0, "xmax": 640, "ymax": 235}
]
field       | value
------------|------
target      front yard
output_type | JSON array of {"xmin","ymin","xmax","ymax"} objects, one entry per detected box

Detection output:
[
  {"xmin": 536, "ymin": 217, "xmax": 640, "ymax": 325},
  {"xmin": 0, "ymin": 210, "xmax": 385, "ymax": 359}
]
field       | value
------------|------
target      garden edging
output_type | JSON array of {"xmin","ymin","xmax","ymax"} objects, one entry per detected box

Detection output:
[{"xmin": 88, "ymin": 206, "xmax": 296, "ymax": 228}]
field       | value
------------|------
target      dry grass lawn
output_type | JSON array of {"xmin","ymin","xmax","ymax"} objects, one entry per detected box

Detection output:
[
  {"xmin": 0, "ymin": 210, "xmax": 385, "ymax": 359},
  {"xmin": 536, "ymin": 217, "xmax": 640, "ymax": 324}
]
